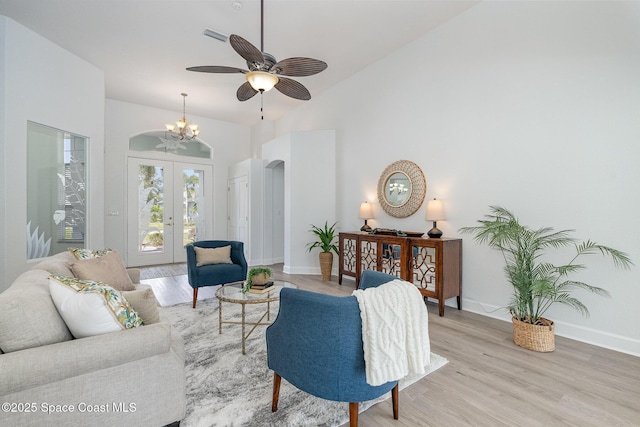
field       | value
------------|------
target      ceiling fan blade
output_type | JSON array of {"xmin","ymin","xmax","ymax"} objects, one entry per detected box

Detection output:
[
  {"xmin": 237, "ymin": 81, "xmax": 259, "ymax": 101},
  {"xmin": 272, "ymin": 57, "xmax": 328, "ymax": 77},
  {"xmin": 186, "ymin": 65, "xmax": 247, "ymax": 74},
  {"xmin": 274, "ymin": 77, "xmax": 311, "ymax": 101},
  {"xmin": 229, "ymin": 34, "xmax": 264, "ymax": 68}
]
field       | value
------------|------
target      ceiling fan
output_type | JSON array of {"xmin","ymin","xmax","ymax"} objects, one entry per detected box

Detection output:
[{"xmin": 186, "ymin": 0, "xmax": 327, "ymax": 102}]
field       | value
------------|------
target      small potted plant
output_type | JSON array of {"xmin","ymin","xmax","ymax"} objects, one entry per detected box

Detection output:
[
  {"xmin": 460, "ymin": 206, "xmax": 633, "ymax": 352},
  {"xmin": 243, "ymin": 267, "xmax": 272, "ymax": 293},
  {"xmin": 307, "ymin": 221, "xmax": 339, "ymax": 281}
]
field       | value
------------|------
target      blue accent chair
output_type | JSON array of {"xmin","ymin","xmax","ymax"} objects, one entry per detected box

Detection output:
[
  {"xmin": 186, "ymin": 240, "xmax": 248, "ymax": 308},
  {"xmin": 266, "ymin": 270, "xmax": 399, "ymax": 426}
]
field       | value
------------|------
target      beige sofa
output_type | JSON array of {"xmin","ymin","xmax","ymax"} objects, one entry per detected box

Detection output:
[{"xmin": 0, "ymin": 251, "xmax": 185, "ymax": 426}]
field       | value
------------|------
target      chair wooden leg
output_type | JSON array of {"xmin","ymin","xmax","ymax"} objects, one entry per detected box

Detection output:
[
  {"xmin": 192, "ymin": 288, "xmax": 198, "ymax": 308},
  {"xmin": 272, "ymin": 372, "xmax": 281, "ymax": 412},
  {"xmin": 392, "ymin": 383, "xmax": 399, "ymax": 420},
  {"xmin": 349, "ymin": 402, "xmax": 358, "ymax": 427}
]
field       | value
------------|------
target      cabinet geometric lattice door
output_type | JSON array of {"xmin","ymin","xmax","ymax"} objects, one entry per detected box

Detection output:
[{"xmin": 338, "ymin": 232, "xmax": 462, "ymax": 316}]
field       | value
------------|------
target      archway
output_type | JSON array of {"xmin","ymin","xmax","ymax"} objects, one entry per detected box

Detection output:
[{"xmin": 264, "ymin": 160, "xmax": 285, "ymax": 265}]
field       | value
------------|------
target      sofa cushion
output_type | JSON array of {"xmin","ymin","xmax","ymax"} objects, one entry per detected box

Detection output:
[
  {"xmin": 195, "ymin": 245, "xmax": 233, "ymax": 266},
  {"xmin": 69, "ymin": 247, "xmax": 113, "ymax": 260},
  {"xmin": 49, "ymin": 275, "xmax": 143, "ymax": 338},
  {"xmin": 122, "ymin": 288, "xmax": 160, "ymax": 325},
  {"xmin": 70, "ymin": 250, "xmax": 135, "ymax": 291},
  {"xmin": 0, "ymin": 270, "xmax": 73, "ymax": 353},
  {"xmin": 31, "ymin": 251, "xmax": 76, "ymax": 277}
]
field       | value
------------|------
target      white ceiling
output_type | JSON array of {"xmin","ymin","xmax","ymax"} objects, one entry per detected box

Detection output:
[{"xmin": 0, "ymin": 0, "xmax": 478, "ymax": 126}]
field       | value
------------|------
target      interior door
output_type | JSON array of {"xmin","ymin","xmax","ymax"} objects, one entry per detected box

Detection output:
[{"xmin": 127, "ymin": 158, "xmax": 212, "ymax": 267}]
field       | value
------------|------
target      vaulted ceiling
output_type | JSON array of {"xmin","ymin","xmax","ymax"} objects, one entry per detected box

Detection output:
[{"xmin": 0, "ymin": 0, "xmax": 478, "ymax": 126}]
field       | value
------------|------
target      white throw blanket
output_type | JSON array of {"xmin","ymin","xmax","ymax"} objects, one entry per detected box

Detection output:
[{"xmin": 353, "ymin": 279, "xmax": 430, "ymax": 386}]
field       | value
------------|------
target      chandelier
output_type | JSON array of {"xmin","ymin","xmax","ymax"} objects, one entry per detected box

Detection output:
[{"xmin": 165, "ymin": 93, "xmax": 199, "ymax": 140}]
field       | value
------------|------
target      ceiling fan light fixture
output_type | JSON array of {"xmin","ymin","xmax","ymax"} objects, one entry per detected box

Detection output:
[{"xmin": 246, "ymin": 70, "xmax": 279, "ymax": 92}]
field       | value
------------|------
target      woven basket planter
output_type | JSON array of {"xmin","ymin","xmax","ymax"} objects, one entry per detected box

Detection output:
[
  {"xmin": 512, "ymin": 317, "xmax": 555, "ymax": 352},
  {"xmin": 319, "ymin": 252, "xmax": 333, "ymax": 281},
  {"xmin": 251, "ymin": 273, "xmax": 270, "ymax": 285}
]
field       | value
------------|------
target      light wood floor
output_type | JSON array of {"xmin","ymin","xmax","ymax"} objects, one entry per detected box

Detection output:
[{"xmin": 142, "ymin": 263, "xmax": 640, "ymax": 427}]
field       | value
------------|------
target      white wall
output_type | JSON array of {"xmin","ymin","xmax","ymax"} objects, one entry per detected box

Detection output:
[
  {"xmin": 104, "ymin": 99, "xmax": 251, "ymax": 261},
  {"xmin": 0, "ymin": 16, "xmax": 105, "ymax": 289},
  {"xmin": 261, "ymin": 130, "xmax": 336, "ymax": 274},
  {"xmin": 269, "ymin": 2, "xmax": 640, "ymax": 355}
]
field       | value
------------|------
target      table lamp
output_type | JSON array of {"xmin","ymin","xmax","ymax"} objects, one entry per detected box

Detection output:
[
  {"xmin": 425, "ymin": 198, "xmax": 445, "ymax": 238},
  {"xmin": 359, "ymin": 201, "xmax": 374, "ymax": 232}
]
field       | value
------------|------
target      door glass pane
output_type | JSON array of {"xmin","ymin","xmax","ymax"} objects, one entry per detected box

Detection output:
[
  {"xmin": 182, "ymin": 168, "xmax": 205, "ymax": 246},
  {"xmin": 137, "ymin": 165, "xmax": 164, "ymax": 254},
  {"xmin": 27, "ymin": 122, "xmax": 87, "ymax": 259}
]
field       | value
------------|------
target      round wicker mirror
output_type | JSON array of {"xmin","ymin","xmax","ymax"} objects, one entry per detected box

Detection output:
[{"xmin": 377, "ymin": 160, "xmax": 427, "ymax": 218}]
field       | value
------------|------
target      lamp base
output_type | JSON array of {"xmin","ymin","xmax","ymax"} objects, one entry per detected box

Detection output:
[
  {"xmin": 360, "ymin": 221, "xmax": 372, "ymax": 232},
  {"xmin": 427, "ymin": 222, "xmax": 442, "ymax": 238}
]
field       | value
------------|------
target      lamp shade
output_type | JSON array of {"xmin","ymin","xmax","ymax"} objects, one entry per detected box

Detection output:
[
  {"xmin": 246, "ymin": 71, "xmax": 279, "ymax": 92},
  {"xmin": 425, "ymin": 198, "xmax": 446, "ymax": 221},
  {"xmin": 359, "ymin": 202, "xmax": 374, "ymax": 220}
]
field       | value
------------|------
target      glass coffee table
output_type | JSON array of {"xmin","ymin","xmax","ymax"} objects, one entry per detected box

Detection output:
[{"xmin": 215, "ymin": 280, "xmax": 297, "ymax": 354}]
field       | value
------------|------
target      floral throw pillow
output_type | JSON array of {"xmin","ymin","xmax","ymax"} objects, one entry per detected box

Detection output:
[{"xmin": 68, "ymin": 247, "xmax": 113, "ymax": 260}]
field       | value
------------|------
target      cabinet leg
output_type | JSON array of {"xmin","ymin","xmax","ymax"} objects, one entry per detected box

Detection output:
[
  {"xmin": 438, "ymin": 300, "xmax": 444, "ymax": 317},
  {"xmin": 457, "ymin": 295, "xmax": 462, "ymax": 310}
]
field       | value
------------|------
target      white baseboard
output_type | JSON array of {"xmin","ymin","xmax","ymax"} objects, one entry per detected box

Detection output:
[{"xmin": 462, "ymin": 298, "xmax": 640, "ymax": 357}]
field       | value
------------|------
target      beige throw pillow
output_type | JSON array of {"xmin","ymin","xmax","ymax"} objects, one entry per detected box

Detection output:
[
  {"xmin": 122, "ymin": 288, "xmax": 160, "ymax": 325},
  {"xmin": 195, "ymin": 245, "xmax": 233, "ymax": 267},
  {"xmin": 70, "ymin": 250, "xmax": 135, "ymax": 291}
]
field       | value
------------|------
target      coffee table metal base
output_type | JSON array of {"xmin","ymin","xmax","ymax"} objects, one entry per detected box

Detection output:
[
  {"xmin": 215, "ymin": 281, "xmax": 297, "ymax": 355},
  {"xmin": 218, "ymin": 299, "xmax": 273, "ymax": 355}
]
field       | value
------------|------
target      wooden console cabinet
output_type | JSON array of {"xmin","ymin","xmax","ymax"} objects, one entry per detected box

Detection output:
[{"xmin": 338, "ymin": 232, "xmax": 462, "ymax": 316}]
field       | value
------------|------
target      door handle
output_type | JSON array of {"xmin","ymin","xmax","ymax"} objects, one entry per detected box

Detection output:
[{"xmin": 166, "ymin": 216, "xmax": 173, "ymax": 226}]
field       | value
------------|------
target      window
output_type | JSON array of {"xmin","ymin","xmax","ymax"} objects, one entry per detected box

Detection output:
[{"xmin": 27, "ymin": 122, "xmax": 87, "ymax": 259}]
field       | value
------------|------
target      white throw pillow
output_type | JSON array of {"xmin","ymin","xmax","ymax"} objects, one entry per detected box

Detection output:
[
  {"xmin": 194, "ymin": 245, "xmax": 233, "ymax": 266},
  {"xmin": 49, "ymin": 275, "xmax": 143, "ymax": 339}
]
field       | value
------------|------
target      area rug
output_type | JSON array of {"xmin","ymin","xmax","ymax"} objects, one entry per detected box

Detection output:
[{"xmin": 160, "ymin": 297, "xmax": 448, "ymax": 427}]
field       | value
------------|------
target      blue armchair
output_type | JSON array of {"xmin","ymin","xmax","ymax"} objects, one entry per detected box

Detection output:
[
  {"xmin": 266, "ymin": 270, "xmax": 399, "ymax": 427},
  {"xmin": 186, "ymin": 240, "xmax": 248, "ymax": 308}
]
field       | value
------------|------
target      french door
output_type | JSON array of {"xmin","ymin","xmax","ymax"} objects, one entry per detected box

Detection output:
[{"xmin": 127, "ymin": 158, "xmax": 212, "ymax": 267}]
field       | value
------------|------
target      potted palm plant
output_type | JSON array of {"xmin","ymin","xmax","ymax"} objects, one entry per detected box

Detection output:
[
  {"xmin": 460, "ymin": 206, "xmax": 632, "ymax": 352},
  {"xmin": 307, "ymin": 221, "xmax": 339, "ymax": 281}
]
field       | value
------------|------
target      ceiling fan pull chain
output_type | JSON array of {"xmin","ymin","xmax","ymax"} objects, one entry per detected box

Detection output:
[{"xmin": 261, "ymin": 92, "xmax": 264, "ymax": 120}]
